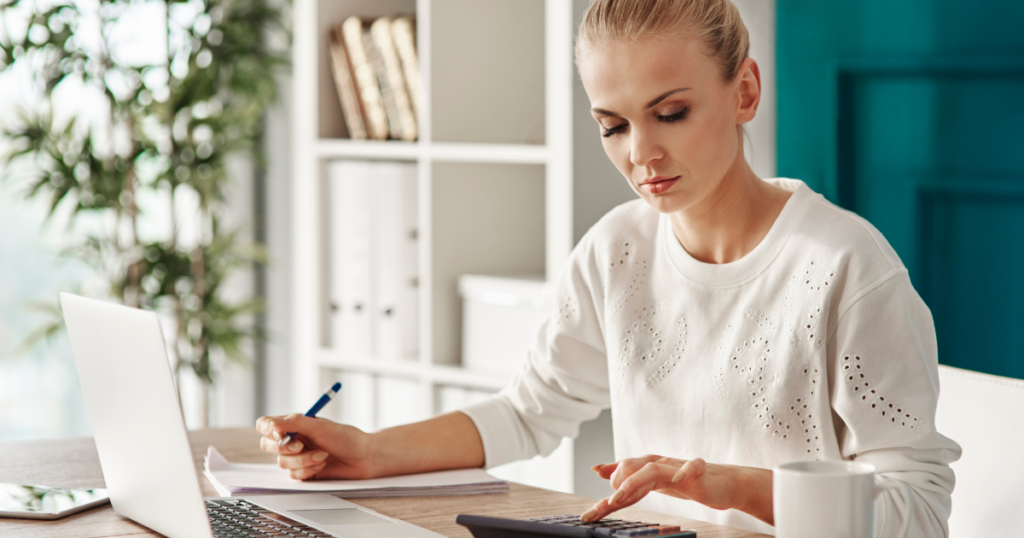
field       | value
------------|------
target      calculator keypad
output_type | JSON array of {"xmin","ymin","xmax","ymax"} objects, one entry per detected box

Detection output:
[{"xmin": 526, "ymin": 515, "xmax": 691, "ymax": 537}]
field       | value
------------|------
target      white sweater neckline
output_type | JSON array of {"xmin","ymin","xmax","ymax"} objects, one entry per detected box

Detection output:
[{"xmin": 660, "ymin": 178, "xmax": 815, "ymax": 287}]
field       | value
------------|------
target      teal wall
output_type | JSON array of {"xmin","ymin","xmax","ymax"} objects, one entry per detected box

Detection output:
[
  {"xmin": 778, "ymin": 0, "xmax": 1024, "ymax": 193},
  {"xmin": 777, "ymin": 1, "xmax": 1024, "ymax": 379}
]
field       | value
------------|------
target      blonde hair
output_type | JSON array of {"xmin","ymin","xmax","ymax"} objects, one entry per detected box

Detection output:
[{"xmin": 576, "ymin": 0, "xmax": 750, "ymax": 82}]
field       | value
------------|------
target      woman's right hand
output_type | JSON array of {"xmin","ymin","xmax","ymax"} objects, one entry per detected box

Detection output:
[{"xmin": 255, "ymin": 414, "xmax": 375, "ymax": 481}]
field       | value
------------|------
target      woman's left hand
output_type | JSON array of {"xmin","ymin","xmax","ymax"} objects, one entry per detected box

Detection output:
[{"xmin": 580, "ymin": 455, "xmax": 774, "ymax": 525}]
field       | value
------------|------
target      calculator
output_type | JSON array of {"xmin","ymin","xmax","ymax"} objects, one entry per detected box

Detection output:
[{"xmin": 455, "ymin": 514, "xmax": 697, "ymax": 538}]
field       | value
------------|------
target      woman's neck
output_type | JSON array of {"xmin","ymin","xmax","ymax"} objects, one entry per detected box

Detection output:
[{"xmin": 668, "ymin": 159, "xmax": 791, "ymax": 265}]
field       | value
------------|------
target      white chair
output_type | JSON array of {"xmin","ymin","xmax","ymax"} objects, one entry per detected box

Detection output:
[{"xmin": 936, "ymin": 365, "xmax": 1024, "ymax": 536}]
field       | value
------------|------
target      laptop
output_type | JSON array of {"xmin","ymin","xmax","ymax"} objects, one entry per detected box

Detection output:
[{"xmin": 60, "ymin": 292, "xmax": 442, "ymax": 538}]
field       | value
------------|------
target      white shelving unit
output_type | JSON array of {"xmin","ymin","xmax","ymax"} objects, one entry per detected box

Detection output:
[
  {"xmin": 290, "ymin": 0, "xmax": 584, "ymax": 493},
  {"xmin": 289, "ymin": 0, "xmax": 776, "ymax": 498}
]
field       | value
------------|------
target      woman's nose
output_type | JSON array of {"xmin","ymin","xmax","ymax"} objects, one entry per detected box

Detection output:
[{"xmin": 629, "ymin": 128, "xmax": 664, "ymax": 168}]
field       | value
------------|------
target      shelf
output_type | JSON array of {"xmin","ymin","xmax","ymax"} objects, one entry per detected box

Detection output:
[
  {"xmin": 317, "ymin": 350, "xmax": 422, "ymax": 377},
  {"xmin": 427, "ymin": 363, "xmax": 509, "ymax": 391},
  {"xmin": 292, "ymin": 0, "xmax": 598, "ymax": 499},
  {"xmin": 316, "ymin": 349, "xmax": 508, "ymax": 391},
  {"xmin": 315, "ymin": 140, "xmax": 549, "ymax": 164},
  {"xmin": 429, "ymin": 142, "xmax": 548, "ymax": 164},
  {"xmin": 317, "ymin": 139, "xmax": 420, "ymax": 160}
]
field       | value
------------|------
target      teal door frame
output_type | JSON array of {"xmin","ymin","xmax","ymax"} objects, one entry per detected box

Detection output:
[
  {"xmin": 826, "ymin": 57, "xmax": 1024, "ymax": 207},
  {"xmin": 825, "ymin": 57, "xmax": 1024, "ymax": 377}
]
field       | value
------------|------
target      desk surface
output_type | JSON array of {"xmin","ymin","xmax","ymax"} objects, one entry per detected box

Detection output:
[{"xmin": 0, "ymin": 429, "xmax": 769, "ymax": 538}]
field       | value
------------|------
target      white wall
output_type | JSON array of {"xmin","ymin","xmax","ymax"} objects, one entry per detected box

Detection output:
[
  {"xmin": 217, "ymin": 0, "xmax": 294, "ymax": 424},
  {"xmin": 206, "ymin": 153, "xmax": 258, "ymax": 429},
  {"xmin": 259, "ymin": 69, "xmax": 296, "ymax": 419},
  {"xmin": 733, "ymin": 0, "xmax": 777, "ymax": 179}
]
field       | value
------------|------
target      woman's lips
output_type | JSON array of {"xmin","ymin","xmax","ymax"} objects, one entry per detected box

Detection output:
[{"xmin": 640, "ymin": 176, "xmax": 679, "ymax": 195}]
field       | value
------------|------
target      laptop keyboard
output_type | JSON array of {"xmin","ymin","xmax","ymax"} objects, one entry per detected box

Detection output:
[{"xmin": 206, "ymin": 499, "xmax": 333, "ymax": 537}]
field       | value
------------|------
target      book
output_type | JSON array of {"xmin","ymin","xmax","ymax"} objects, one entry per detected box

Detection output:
[
  {"xmin": 203, "ymin": 447, "xmax": 509, "ymax": 498},
  {"xmin": 370, "ymin": 16, "xmax": 417, "ymax": 141},
  {"xmin": 362, "ymin": 23, "xmax": 404, "ymax": 141},
  {"xmin": 341, "ymin": 16, "xmax": 388, "ymax": 140},
  {"xmin": 390, "ymin": 16, "xmax": 422, "ymax": 123},
  {"xmin": 327, "ymin": 25, "xmax": 367, "ymax": 140}
]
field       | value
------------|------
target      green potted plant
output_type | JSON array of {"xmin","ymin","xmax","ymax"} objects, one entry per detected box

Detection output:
[{"xmin": 0, "ymin": 0, "xmax": 288, "ymax": 427}]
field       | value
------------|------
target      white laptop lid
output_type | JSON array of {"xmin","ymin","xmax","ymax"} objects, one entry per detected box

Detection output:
[{"xmin": 61, "ymin": 293, "xmax": 213, "ymax": 538}]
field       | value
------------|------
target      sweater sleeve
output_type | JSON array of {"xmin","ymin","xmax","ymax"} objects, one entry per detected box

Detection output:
[
  {"xmin": 828, "ymin": 270, "xmax": 962, "ymax": 538},
  {"xmin": 461, "ymin": 233, "xmax": 611, "ymax": 468}
]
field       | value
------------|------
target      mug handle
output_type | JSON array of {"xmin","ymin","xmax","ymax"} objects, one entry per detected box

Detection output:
[{"xmin": 874, "ymin": 479, "xmax": 915, "ymax": 538}]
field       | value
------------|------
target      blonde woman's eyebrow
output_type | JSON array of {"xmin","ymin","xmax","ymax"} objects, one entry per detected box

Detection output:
[
  {"xmin": 591, "ymin": 87, "xmax": 692, "ymax": 117},
  {"xmin": 645, "ymin": 87, "xmax": 691, "ymax": 109}
]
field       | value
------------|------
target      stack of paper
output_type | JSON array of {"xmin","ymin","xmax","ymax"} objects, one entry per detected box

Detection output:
[{"xmin": 203, "ymin": 447, "xmax": 509, "ymax": 498}]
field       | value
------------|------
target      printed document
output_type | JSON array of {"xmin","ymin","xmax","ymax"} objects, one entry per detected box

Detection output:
[{"xmin": 204, "ymin": 446, "xmax": 509, "ymax": 498}]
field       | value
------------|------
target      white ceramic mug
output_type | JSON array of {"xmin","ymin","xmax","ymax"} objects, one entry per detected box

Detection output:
[{"xmin": 773, "ymin": 460, "xmax": 913, "ymax": 538}]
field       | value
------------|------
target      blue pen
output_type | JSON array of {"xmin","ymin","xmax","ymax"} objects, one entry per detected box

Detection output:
[{"xmin": 278, "ymin": 382, "xmax": 342, "ymax": 447}]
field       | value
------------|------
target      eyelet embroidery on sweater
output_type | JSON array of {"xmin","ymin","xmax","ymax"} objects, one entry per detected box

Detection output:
[
  {"xmin": 745, "ymin": 306, "xmax": 777, "ymax": 335},
  {"xmin": 796, "ymin": 366, "xmax": 822, "ymax": 455},
  {"xmin": 842, "ymin": 355, "xmax": 921, "ymax": 429},
  {"xmin": 713, "ymin": 313, "xmax": 802, "ymax": 441},
  {"xmin": 610, "ymin": 243, "xmax": 647, "ymax": 315},
  {"xmin": 554, "ymin": 296, "xmax": 579, "ymax": 328},
  {"xmin": 645, "ymin": 317, "xmax": 688, "ymax": 387},
  {"xmin": 802, "ymin": 304, "xmax": 825, "ymax": 349},
  {"xmin": 712, "ymin": 324, "xmax": 739, "ymax": 397},
  {"xmin": 614, "ymin": 300, "xmax": 671, "ymax": 391},
  {"xmin": 802, "ymin": 259, "xmax": 834, "ymax": 293},
  {"xmin": 786, "ymin": 259, "xmax": 833, "ymax": 349},
  {"xmin": 783, "ymin": 277, "xmax": 797, "ymax": 347}
]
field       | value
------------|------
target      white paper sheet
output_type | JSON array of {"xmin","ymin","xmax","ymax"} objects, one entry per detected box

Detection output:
[{"xmin": 203, "ymin": 446, "xmax": 509, "ymax": 498}]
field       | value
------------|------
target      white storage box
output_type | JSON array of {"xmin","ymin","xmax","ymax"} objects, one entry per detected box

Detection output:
[{"xmin": 459, "ymin": 275, "xmax": 553, "ymax": 377}]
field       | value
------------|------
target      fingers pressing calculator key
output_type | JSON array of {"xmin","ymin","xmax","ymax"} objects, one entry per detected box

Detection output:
[{"xmin": 456, "ymin": 514, "xmax": 696, "ymax": 538}]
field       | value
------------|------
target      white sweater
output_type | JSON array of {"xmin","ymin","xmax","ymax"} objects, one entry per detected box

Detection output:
[{"xmin": 462, "ymin": 179, "xmax": 962, "ymax": 537}]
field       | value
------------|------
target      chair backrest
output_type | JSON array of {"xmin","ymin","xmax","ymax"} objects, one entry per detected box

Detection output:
[{"xmin": 936, "ymin": 365, "xmax": 1024, "ymax": 537}]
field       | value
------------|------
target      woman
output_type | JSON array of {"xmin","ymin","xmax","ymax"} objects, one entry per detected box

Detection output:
[{"xmin": 256, "ymin": 0, "xmax": 961, "ymax": 535}]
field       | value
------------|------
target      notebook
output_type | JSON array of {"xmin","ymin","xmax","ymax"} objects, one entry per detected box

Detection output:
[
  {"xmin": 205, "ymin": 446, "xmax": 509, "ymax": 497},
  {"xmin": 60, "ymin": 292, "xmax": 444, "ymax": 538}
]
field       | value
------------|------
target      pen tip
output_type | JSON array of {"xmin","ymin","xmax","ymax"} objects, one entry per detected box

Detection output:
[{"xmin": 331, "ymin": 382, "xmax": 342, "ymax": 391}]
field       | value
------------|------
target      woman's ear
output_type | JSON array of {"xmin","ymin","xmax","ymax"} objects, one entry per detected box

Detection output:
[{"xmin": 735, "ymin": 57, "xmax": 761, "ymax": 125}]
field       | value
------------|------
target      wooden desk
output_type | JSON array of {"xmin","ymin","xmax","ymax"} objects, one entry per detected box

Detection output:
[{"xmin": 0, "ymin": 429, "xmax": 769, "ymax": 538}]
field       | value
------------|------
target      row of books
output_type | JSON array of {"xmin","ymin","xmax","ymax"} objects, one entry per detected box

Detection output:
[
  {"xmin": 328, "ymin": 160, "xmax": 419, "ymax": 361},
  {"xmin": 328, "ymin": 15, "xmax": 420, "ymax": 141}
]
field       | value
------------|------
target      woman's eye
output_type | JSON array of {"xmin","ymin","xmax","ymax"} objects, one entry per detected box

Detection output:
[
  {"xmin": 602, "ymin": 123, "xmax": 628, "ymax": 137},
  {"xmin": 657, "ymin": 107, "xmax": 690, "ymax": 123}
]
